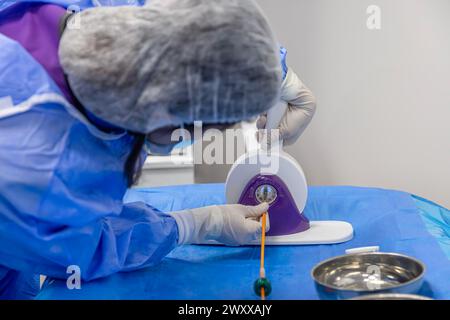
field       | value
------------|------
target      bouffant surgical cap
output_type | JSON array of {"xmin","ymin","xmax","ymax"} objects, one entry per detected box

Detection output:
[{"xmin": 59, "ymin": 0, "xmax": 282, "ymax": 133}]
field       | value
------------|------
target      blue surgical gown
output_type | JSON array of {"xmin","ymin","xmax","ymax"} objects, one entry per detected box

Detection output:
[
  {"xmin": 0, "ymin": 0, "xmax": 147, "ymax": 11},
  {"xmin": 0, "ymin": 2, "xmax": 178, "ymax": 299}
]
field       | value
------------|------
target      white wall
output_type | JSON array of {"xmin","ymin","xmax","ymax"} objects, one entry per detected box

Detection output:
[{"xmin": 257, "ymin": 0, "xmax": 450, "ymax": 207}]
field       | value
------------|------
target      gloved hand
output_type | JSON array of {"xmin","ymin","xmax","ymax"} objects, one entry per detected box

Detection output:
[
  {"xmin": 257, "ymin": 57, "xmax": 317, "ymax": 146},
  {"xmin": 169, "ymin": 203, "xmax": 270, "ymax": 246}
]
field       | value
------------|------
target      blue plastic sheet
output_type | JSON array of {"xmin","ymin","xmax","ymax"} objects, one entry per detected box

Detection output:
[
  {"xmin": 413, "ymin": 195, "xmax": 450, "ymax": 260},
  {"xmin": 37, "ymin": 184, "xmax": 450, "ymax": 299}
]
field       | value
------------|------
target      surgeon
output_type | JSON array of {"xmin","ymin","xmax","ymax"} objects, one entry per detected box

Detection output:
[{"xmin": 0, "ymin": 0, "xmax": 316, "ymax": 299}]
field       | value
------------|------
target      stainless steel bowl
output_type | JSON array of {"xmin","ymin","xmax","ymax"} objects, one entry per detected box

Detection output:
[
  {"xmin": 311, "ymin": 252, "xmax": 426, "ymax": 300},
  {"xmin": 350, "ymin": 294, "xmax": 431, "ymax": 300}
]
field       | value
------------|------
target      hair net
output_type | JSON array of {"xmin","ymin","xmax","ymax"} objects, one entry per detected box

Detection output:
[{"xmin": 59, "ymin": 0, "xmax": 282, "ymax": 133}]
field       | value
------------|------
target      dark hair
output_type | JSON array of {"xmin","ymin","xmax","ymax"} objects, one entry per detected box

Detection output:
[{"xmin": 124, "ymin": 133, "xmax": 146, "ymax": 187}]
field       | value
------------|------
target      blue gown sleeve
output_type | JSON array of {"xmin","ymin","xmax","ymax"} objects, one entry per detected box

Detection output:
[{"xmin": 0, "ymin": 105, "xmax": 179, "ymax": 282}]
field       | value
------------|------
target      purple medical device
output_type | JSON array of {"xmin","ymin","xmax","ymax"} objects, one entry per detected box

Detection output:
[
  {"xmin": 237, "ymin": 174, "xmax": 310, "ymax": 236},
  {"xmin": 225, "ymin": 101, "xmax": 353, "ymax": 245}
]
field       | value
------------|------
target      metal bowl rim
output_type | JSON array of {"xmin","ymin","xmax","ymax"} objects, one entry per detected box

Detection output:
[
  {"xmin": 350, "ymin": 293, "xmax": 432, "ymax": 300},
  {"xmin": 311, "ymin": 252, "xmax": 426, "ymax": 293}
]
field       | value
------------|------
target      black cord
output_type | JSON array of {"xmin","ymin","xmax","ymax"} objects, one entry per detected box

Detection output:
[{"xmin": 124, "ymin": 133, "xmax": 146, "ymax": 187}]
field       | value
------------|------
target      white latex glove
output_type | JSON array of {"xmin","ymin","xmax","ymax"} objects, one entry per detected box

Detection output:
[
  {"xmin": 257, "ymin": 68, "xmax": 317, "ymax": 145},
  {"xmin": 169, "ymin": 203, "xmax": 270, "ymax": 246}
]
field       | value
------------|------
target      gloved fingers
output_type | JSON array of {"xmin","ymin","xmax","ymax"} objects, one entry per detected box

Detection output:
[
  {"xmin": 256, "ymin": 127, "xmax": 283, "ymax": 146},
  {"xmin": 278, "ymin": 69, "xmax": 317, "ymax": 145},
  {"xmin": 247, "ymin": 212, "xmax": 270, "ymax": 232},
  {"xmin": 255, "ymin": 211, "xmax": 270, "ymax": 232},
  {"xmin": 256, "ymin": 114, "xmax": 267, "ymax": 129},
  {"xmin": 247, "ymin": 214, "xmax": 270, "ymax": 241},
  {"xmin": 255, "ymin": 114, "xmax": 267, "ymax": 144},
  {"xmin": 243, "ymin": 202, "xmax": 269, "ymax": 218},
  {"xmin": 244, "ymin": 219, "xmax": 264, "ymax": 240},
  {"xmin": 255, "ymin": 129, "xmax": 265, "ymax": 145}
]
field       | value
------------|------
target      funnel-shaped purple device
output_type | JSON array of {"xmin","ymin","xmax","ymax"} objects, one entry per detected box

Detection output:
[{"xmin": 237, "ymin": 174, "xmax": 310, "ymax": 236}]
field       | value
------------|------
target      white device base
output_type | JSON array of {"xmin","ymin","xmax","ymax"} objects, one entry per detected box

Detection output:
[{"xmin": 199, "ymin": 221, "xmax": 354, "ymax": 246}]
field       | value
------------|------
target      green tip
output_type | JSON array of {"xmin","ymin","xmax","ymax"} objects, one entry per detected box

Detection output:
[{"xmin": 253, "ymin": 277, "xmax": 272, "ymax": 297}]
